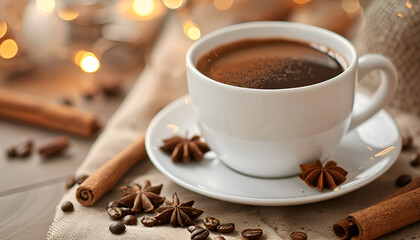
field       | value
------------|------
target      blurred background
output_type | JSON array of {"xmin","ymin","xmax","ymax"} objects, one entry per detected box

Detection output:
[
  {"xmin": 0, "ymin": 0, "xmax": 420, "ymax": 113},
  {"xmin": 0, "ymin": 0, "xmax": 418, "ymax": 114},
  {"xmin": 0, "ymin": 1, "xmax": 418, "ymax": 239}
]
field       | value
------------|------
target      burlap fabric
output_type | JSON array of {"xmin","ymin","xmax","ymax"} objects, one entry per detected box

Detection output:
[
  {"xmin": 47, "ymin": 13, "xmax": 420, "ymax": 240},
  {"xmin": 353, "ymin": 0, "xmax": 420, "ymax": 115}
]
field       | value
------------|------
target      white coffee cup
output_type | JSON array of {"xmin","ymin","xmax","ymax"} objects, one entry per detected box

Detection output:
[{"xmin": 186, "ymin": 22, "xmax": 398, "ymax": 178}]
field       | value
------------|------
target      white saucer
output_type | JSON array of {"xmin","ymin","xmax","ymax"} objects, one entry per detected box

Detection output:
[{"xmin": 145, "ymin": 94, "xmax": 401, "ymax": 206}]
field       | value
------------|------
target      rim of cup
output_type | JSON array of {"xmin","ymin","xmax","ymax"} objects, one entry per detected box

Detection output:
[{"xmin": 186, "ymin": 21, "xmax": 357, "ymax": 93}]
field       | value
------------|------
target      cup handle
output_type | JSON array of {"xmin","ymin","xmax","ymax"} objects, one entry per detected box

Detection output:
[{"xmin": 348, "ymin": 54, "xmax": 398, "ymax": 131}]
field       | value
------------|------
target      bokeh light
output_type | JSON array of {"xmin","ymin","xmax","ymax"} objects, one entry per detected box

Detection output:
[
  {"xmin": 117, "ymin": 0, "xmax": 132, "ymax": 12},
  {"xmin": 133, "ymin": 0, "xmax": 155, "ymax": 16},
  {"xmin": 357, "ymin": 8, "xmax": 366, "ymax": 32},
  {"xmin": 406, "ymin": 1, "xmax": 412, "ymax": 8},
  {"xmin": 74, "ymin": 50, "xmax": 88, "ymax": 66},
  {"xmin": 214, "ymin": 0, "xmax": 233, "ymax": 11},
  {"xmin": 0, "ymin": 39, "xmax": 18, "ymax": 59},
  {"xmin": 163, "ymin": 0, "xmax": 183, "ymax": 9},
  {"xmin": 342, "ymin": 0, "xmax": 360, "ymax": 13},
  {"xmin": 183, "ymin": 20, "xmax": 201, "ymax": 40},
  {"xmin": 58, "ymin": 9, "xmax": 79, "ymax": 21},
  {"xmin": 36, "ymin": 0, "xmax": 56, "ymax": 15},
  {"xmin": 74, "ymin": 51, "xmax": 100, "ymax": 72},
  {"xmin": 81, "ymin": 55, "xmax": 100, "ymax": 73},
  {"xmin": 0, "ymin": 22, "xmax": 7, "ymax": 39},
  {"xmin": 188, "ymin": 26, "xmax": 200, "ymax": 40},
  {"xmin": 183, "ymin": 20, "xmax": 193, "ymax": 34},
  {"xmin": 293, "ymin": 0, "xmax": 311, "ymax": 5}
]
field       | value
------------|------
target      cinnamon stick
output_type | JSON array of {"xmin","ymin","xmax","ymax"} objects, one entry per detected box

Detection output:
[
  {"xmin": 76, "ymin": 133, "xmax": 146, "ymax": 206},
  {"xmin": 380, "ymin": 177, "xmax": 420, "ymax": 202},
  {"xmin": 333, "ymin": 177, "xmax": 420, "ymax": 239},
  {"xmin": 0, "ymin": 89, "xmax": 101, "ymax": 138}
]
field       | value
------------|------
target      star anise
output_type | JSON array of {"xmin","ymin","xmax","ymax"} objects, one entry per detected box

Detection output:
[
  {"xmin": 299, "ymin": 160, "xmax": 348, "ymax": 192},
  {"xmin": 118, "ymin": 181, "xmax": 164, "ymax": 213},
  {"xmin": 154, "ymin": 192, "xmax": 203, "ymax": 227},
  {"xmin": 160, "ymin": 135, "xmax": 211, "ymax": 163}
]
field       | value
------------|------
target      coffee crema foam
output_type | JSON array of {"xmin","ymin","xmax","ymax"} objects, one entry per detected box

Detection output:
[{"xmin": 196, "ymin": 39, "xmax": 347, "ymax": 89}]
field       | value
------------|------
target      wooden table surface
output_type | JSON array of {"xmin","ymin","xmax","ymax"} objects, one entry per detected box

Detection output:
[
  {"xmin": 0, "ymin": 12, "xmax": 168, "ymax": 238},
  {"xmin": 1, "ymin": 64, "xmax": 419, "ymax": 240},
  {"xmin": 0, "ymin": 61, "xmax": 141, "ymax": 240}
]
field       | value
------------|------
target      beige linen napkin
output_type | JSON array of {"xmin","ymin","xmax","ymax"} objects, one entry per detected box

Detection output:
[{"xmin": 48, "ymin": 13, "xmax": 420, "ymax": 240}]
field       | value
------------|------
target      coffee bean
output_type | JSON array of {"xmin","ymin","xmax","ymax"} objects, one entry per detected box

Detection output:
[
  {"xmin": 141, "ymin": 216, "xmax": 157, "ymax": 227},
  {"xmin": 65, "ymin": 174, "xmax": 75, "ymax": 189},
  {"xmin": 109, "ymin": 222, "xmax": 125, "ymax": 235},
  {"xmin": 38, "ymin": 136, "xmax": 70, "ymax": 157},
  {"xmin": 402, "ymin": 135, "xmax": 413, "ymax": 150},
  {"xmin": 6, "ymin": 146, "xmax": 16, "ymax": 157},
  {"xmin": 410, "ymin": 153, "xmax": 420, "ymax": 167},
  {"xmin": 242, "ymin": 228, "xmax": 263, "ymax": 240},
  {"xmin": 217, "ymin": 223, "xmax": 235, "ymax": 233},
  {"xmin": 122, "ymin": 215, "xmax": 138, "ymax": 225},
  {"xmin": 107, "ymin": 201, "xmax": 120, "ymax": 208},
  {"xmin": 203, "ymin": 216, "xmax": 220, "ymax": 230},
  {"xmin": 107, "ymin": 207, "xmax": 123, "ymax": 220},
  {"xmin": 214, "ymin": 237, "xmax": 226, "ymax": 240},
  {"xmin": 76, "ymin": 175, "xmax": 89, "ymax": 184},
  {"xmin": 188, "ymin": 225, "xmax": 203, "ymax": 233},
  {"xmin": 6, "ymin": 138, "xmax": 33, "ymax": 158},
  {"xmin": 290, "ymin": 231, "xmax": 307, "ymax": 240},
  {"xmin": 190, "ymin": 228, "xmax": 209, "ymax": 240},
  {"xmin": 61, "ymin": 201, "xmax": 74, "ymax": 212},
  {"xmin": 15, "ymin": 141, "xmax": 32, "ymax": 158},
  {"xmin": 120, "ymin": 207, "xmax": 133, "ymax": 215},
  {"xmin": 396, "ymin": 174, "xmax": 412, "ymax": 187}
]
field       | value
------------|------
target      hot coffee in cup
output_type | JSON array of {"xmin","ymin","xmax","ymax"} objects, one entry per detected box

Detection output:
[
  {"xmin": 186, "ymin": 22, "xmax": 397, "ymax": 178},
  {"xmin": 196, "ymin": 38, "xmax": 346, "ymax": 89}
]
